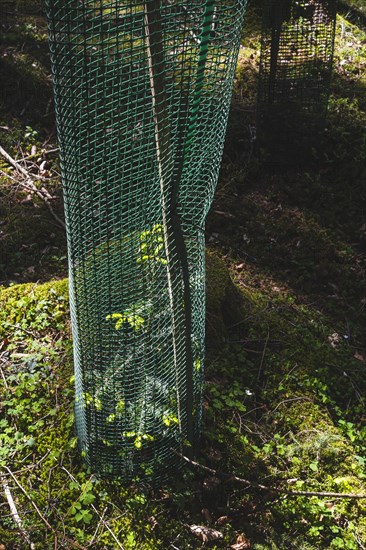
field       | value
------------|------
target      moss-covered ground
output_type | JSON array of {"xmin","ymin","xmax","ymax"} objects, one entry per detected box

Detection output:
[{"xmin": 1, "ymin": 1, "xmax": 366, "ymax": 548}]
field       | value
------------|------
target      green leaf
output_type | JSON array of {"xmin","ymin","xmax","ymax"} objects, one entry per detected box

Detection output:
[
  {"xmin": 81, "ymin": 493, "xmax": 95, "ymax": 505},
  {"xmin": 116, "ymin": 400, "xmax": 125, "ymax": 413},
  {"xmin": 309, "ymin": 461, "xmax": 318, "ymax": 472},
  {"xmin": 75, "ymin": 510, "xmax": 93, "ymax": 524},
  {"xmin": 70, "ymin": 502, "xmax": 82, "ymax": 514}
]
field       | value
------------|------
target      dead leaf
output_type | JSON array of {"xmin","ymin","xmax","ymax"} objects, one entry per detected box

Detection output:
[
  {"xmin": 149, "ymin": 516, "xmax": 158, "ymax": 530},
  {"xmin": 213, "ymin": 210, "xmax": 235, "ymax": 219},
  {"xmin": 230, "ymin": 542, "xmax": 251, "ymax": 550},
  {"xmin": 189, "ymin": 524, "xmax": 223, "ymax": 544},
  {"xmin": 201, "ymin": 508, "xmax": 212, "ymax": 524},
  {"xmin": 354, "ymin": 351, "xmax": 365, "ymax": 362},
  {"xmin": 230, "ymin": 534, "xmax": 251, "ymax": 549},
  {"xmin": 216, "ymin": 515, "xmax": 230, "ymax": 526},
  {"xmin": 328, "ymin": 332, "xmax": 341, "ymax": 348}
]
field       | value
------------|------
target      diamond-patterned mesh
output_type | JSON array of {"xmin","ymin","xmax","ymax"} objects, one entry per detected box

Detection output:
[
  {"xmin": 46, "ymin": 0, "xmax": 247, "ymax": 480},
  {"xmin": 258, "ymin": 0, "xmax": 337, "ymax": 157}
]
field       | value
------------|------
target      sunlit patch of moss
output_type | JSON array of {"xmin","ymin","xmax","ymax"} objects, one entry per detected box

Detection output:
[
  {"xmin": 1, "ymin": 227, "xmax": 366, "ymax": 547},
  {"xmin": 341, "ymin": 0, "xmax": 366, "ymax": 16}
]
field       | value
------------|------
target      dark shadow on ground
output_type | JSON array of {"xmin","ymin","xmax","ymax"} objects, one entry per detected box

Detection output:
[
  {"xmin": 0, "ymin": 3, "xmax": 64, "ymax": 285},
  {"xmin": 209, "ymin": 36, "xmax": 366, "ymax": 343}
]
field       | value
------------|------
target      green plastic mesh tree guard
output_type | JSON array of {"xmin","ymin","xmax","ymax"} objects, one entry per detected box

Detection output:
[
  {"xmin": 46, "ymin": 0, "xmax": 247, "ymax": 480},
  {"xmin": 258, "ymin": 0, "xmax": 336, "ymax": 157}
]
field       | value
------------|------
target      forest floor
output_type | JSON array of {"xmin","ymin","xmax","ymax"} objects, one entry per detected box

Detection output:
[{"xmin": 0, "ymin": 1, "xmax": 366, "ymax": 549}]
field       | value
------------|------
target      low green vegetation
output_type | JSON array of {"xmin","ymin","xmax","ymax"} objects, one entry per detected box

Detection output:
[
  {"xmin": 1, "ymin": 254, "xmax": 366, "ymax": 548},
  {"xmin": 0, "ymin": 1, "xmax": 366, "ymax": 548},
  {"xmin": 340, "ymin": 0, "xmax": 366, "ymax": 18}
]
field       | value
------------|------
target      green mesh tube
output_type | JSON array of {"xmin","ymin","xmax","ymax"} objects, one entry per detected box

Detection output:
[
  {"xmin": 258, "ymin": 0, "xmax": 336, "ymax": 158},
  {"xmin": 46, "ymin": 0, "xmax": 247, "ymax": 480}
]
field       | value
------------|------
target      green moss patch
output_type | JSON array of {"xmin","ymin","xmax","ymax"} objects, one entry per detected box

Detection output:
[{"xmin": 1, "ymin": 259, "xmax": 366, "ymax": 548}]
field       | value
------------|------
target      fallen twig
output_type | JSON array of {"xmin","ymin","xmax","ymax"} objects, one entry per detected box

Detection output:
[
  {"xmin": 43, "ymin": 147, "xmax": 60, "ymax": 155},
  {"xmin": 4, "ymin": 466, "xmax": 53, "ymax": 528},
  {"xmin": 61, "ymin": 466, "xmax": 126, "ymax": 550},
  {"xmin": 0, "ymin": 144, "xmax": 31, "ymax": 178},
  {"xmin": 22, "ymin": 147, "xmax": 60, "ymax": 160},
  {"xmin": 173, "ymin": 451, "xmax": 366, "ymax": 499},
  {"xmin": 3, "ymin": 466, "xmax": 87, "ymax": 550},
  {"xmin": 0, "ymin": 450, "xmax": 52, "ymax": 479},
  {"xmin": 88, "ymin": 506, "xmax": 108, "ymax": 547},
  {"xmin": 0, "ymin": 359, "xmax": 10, "ymax": 389},
  {"xmin": 257, "ymin": 325, "xmax": 269, "ymax": 382},
  {"xmin": 0, "ymin": 144, "xmax": 65, "ymax": 229},
  {"xmin": 1, "ymin": 476, "xmax": 35, "ymax": 548}
]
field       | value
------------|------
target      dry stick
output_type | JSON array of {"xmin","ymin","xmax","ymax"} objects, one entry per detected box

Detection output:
[
  {"xmin": 0, "ymin": 144, "xmax": 51, "ymax": 184},
  {"xmin": 270, "ymin": 396, "xmax": 311, "ymax": 414},
  {"xmin": 3, "ymin": 467, "xmax": 53, "ymax": 528},
  {"xmin": 0, "ymin": 144, "xmax": 54, "ymax": 186},
  {"xmin": 0, "ymin": 360, "xmax": 10, "ymax": 390},
  {"xmin": 88, "ymin": 506, "xmax": 108, "ymax": 547},
  {"xmin": 22, "ymin": 147, "xmax": 60, "ymax": 160},
  {"xmin": 173, "ymin": 451, "xmax": 366, "ymax": 500},
  {"xmin": 1, "ymin": 477, "xmax": 35, "ymax": 549},
  {"xmin": 61, "ymin": 467, "xmax": 126, "ymax": 550},
  {"xmin": 3, "ymin": 466, "xmax": 88, "ymax": 550},
  {"xmin": 0, "ymin": 143, "xmax": 31, "ymax": 178},
  {"xmin": 90, "ymin": 507, "xmax": 125, "ymax": 550},
  {"xmin": 353, "ymin": 533, "xmax": 366, "ymax": 550},
  {"xmin": 0, "ymin": 144, "xmax": 66, "ymax": 230},
  {"xmin": 257, "ymin": 326, "xmax": 269, "ymax": 382}
]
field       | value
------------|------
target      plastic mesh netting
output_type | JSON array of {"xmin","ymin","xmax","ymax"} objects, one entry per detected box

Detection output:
[
  {"xmin": 258, "ymin": 0, "xmax": 336, "ymax": 157},
  {"xmin": 46, "ymin": 0, "xmax": 247, "ymax": 480}
]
